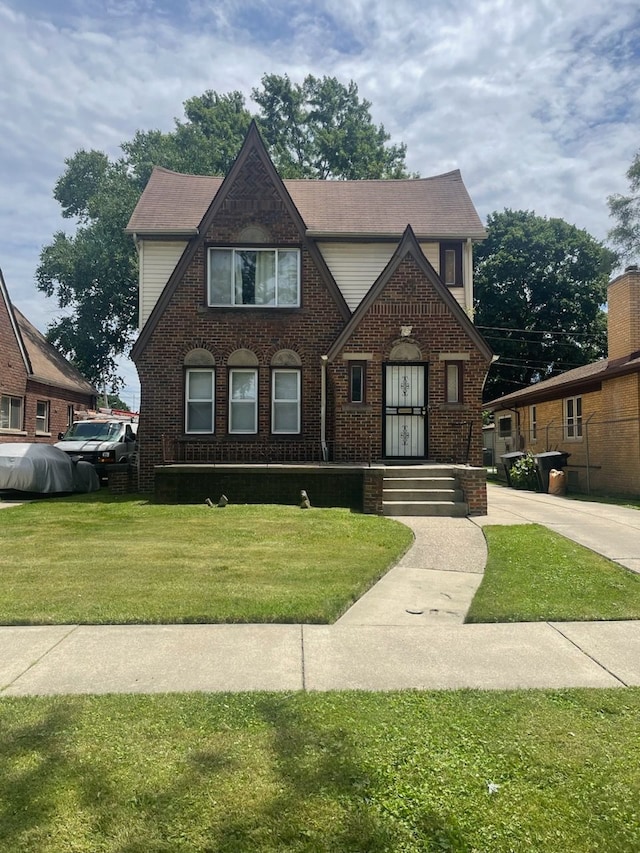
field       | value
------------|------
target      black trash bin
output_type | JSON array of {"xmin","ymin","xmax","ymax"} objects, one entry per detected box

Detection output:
[
  {"xmin": 500, "ymin": 451, "xmax": 525, "ymax": 487},
  {"xmin": 533, "ymin": 451, "xmax": 571, "ymax": 493}
]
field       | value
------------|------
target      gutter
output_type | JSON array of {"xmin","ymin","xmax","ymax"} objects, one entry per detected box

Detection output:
[{"xmin": 320, "ymin": 355, "xmax": 328, "ymax": 461}]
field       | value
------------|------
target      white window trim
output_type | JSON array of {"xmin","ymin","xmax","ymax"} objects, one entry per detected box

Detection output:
[
  {"xmin": 530, "ymin": 404, "xmax": 537, "ymax": 442},
  {"xmin": 564, "ymin": 395, "xmax": 583, "ymax": 441},
  {"xmin": 272, "ymin": 368, "xmax": 301, "ymax": 434},
  {"xmin": 185, "ymin": 368, "xmax": 215, "ymax": 434},
  {"xmin": 208, "ymin": 247, "xmax": 300, "ymax": 307},
  {"xmin": 229, "ymin": 368, "xmax": 258, "ymax": 434}
]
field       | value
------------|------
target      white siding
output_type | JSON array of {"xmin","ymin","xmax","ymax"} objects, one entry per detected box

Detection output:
[
  {"xmin": 139, "ymin": 241, "xmax": 188, "ymax": 327},
  {"xmin": 317, "ymin": 241, "xmax": 465, "ymax": 311}
]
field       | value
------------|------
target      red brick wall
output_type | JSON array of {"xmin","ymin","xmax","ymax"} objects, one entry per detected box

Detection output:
[
  {"xmin": 135, "ymin": 149, "xmax": 347, "ymax": 491},
  {"xmin": 330, "ymin": 254, "xmax": 490, "ymax": 466}
]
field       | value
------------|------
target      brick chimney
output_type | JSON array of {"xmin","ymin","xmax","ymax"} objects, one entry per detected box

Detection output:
[{"xmin": 608, "ymin": 266, "xmax": 640, "ymax": 360}]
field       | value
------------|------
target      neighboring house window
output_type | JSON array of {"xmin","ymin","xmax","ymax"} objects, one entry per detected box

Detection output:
[
  {"xmin": 445, "ymin": 361, "xmax": 463, "ymax": 404},
  {"xmin": 530, "ymin": 405, "xmax": 537, "ymax": 441},
  {"xmin": 36, "ymin": 400, "xmax": 50, "ymax": 434},
  {"xmin": 185, "ymin": 368, "xmax": 215, "ymax": 433},
  {"xmin": 564, "ymin": 396, "xmax": 583, "ymax": 440},
  {"xmin": 349, "ymin": 362, "xmax": 366, "ymax": 404},
  {"xmin": 0, "ymin": 395, "xmax": 23, "ymax": 431},
  {"xmin": 229, "ymin": 368, "xmax": 258, "ymax": 433},
  {"xmin": 439, "ymin": 242, "xmax": 463, "ymax": 286},
  {"xmin": 272, "ymin": 369, "xmax": 301, "ymax": 434},
  {"xmin": 498, "ymin": 415, "xmax": 512, "ymax": 438},
  {"xmin": 208, "ymin": 248, "xmax": 300, "ymax": 307}
]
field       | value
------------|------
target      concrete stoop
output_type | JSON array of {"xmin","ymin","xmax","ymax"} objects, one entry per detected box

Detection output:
[{"xmin": 382, "ymin": 465, "xmax": 469, "ymax": 517}]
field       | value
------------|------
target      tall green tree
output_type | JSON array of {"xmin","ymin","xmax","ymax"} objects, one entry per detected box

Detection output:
[
  {"xmin": 608, "ymin": 151, "xmax": 640, "ymax": 262},
  {"xmin": 474, "ymin": 210, "xmax": 618, "ymax": 402},
  {"xmin": 37, "ymin": 75, "xmax": 410, "ymax": 389}
]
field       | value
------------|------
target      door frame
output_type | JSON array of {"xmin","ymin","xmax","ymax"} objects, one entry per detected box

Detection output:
[{"xmin": 382, "ymin": 362, "xmax": 428, "ymax": 460}]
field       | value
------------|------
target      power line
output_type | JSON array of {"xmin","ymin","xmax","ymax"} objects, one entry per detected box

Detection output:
[{"xmin": 477, "ymin": 325, "xmax": 598, "ymax": 338}]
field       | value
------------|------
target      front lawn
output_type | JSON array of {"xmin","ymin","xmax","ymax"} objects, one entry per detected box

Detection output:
[
  {"xmin": 0, "ymin": 495, "xmax": 412, "ymax": 625},
  {"xmin": 1, "ymin": 690, "xmax": 639, "ymax": 852},
  {"xmin": 466, "ymin": 524, "xmax": 640, "ymax": 623}
]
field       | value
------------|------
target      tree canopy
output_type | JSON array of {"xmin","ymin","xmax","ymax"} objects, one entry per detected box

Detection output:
[
  {"xmin": 474, "ymin": 209, "xmax": 618, "ymax": 402},
  {"xmin": 36, "ymin": 74, "xmax": 411, "ymax": 389},
  {"xmin": 608, "ymin": 150, "xmax": 640, "ymax": 262}
]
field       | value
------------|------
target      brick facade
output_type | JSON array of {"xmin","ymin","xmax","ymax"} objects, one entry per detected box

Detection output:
[
  {"xmin": 132, "ymin": 130, "xmax": 492, "ymax": 507},
  {"xmin": 0, "ymin": 272, "xmax": 95, "ymax": 443}
]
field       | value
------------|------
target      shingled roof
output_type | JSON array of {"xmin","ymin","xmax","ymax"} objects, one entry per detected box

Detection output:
[
  {"xmin": 126, "ymin": 166, "xmax": 486, "ymax": 240},
  {"xmin": 14, "ymin": 308, "xmax": 96, "ymax": 395}
]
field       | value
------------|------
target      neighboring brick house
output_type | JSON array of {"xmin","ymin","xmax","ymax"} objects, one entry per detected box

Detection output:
[
  {"xmin": 487, "ymin": 266, "xmax": 640, "ymax": 497},
  {"xmin": 0, "ymin": 268, "xmax": 97, "ymax": 443},
  {"xmin": 128, "ymin": 123, "xmax": 493, "ymax": 507}
]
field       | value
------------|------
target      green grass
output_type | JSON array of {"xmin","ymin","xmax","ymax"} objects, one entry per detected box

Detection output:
[
  {"xmin": 466, "ymin": 524, "xmax": 640, "ymax": 623},
  {"xmin": 1, "ymin": 690, "xmax": 639, "ymax": 852},
  {"xmin": 0, "ymin": 494, "xmax": 412, "ymax": 625}
]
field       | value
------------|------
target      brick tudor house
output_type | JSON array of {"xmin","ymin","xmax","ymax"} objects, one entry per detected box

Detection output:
[
  {"xmin": 0, "ymin": 268, "xmax": 96, "ymax": 443},
  {"xmin": 127, "ymin": 123, "xmax": 493, "ymax": 514},
  {"xmin": 487, "ymin": 266, "xmax": 640, "ymax": 498}
]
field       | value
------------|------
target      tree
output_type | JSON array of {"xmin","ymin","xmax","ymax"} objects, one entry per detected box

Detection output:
[
  {"xmin": 608, "ymin": 151, "xmax": 640, "ymax": 262},
  {"xmin": 474, "ymin": 210, "xmax": 618, "ymax": 402},
  {"xmin": 36, "ymin": 75, "xmax": 410, "ymax": 389}
]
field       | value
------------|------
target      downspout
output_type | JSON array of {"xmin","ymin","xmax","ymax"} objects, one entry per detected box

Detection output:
[
  {"xmin": 320, "ymin": 355, "xmax": 328, "ymax": 461},
  {"xmin": 464, "ymin": 237, "xmax": 473, "ymax": 317}
]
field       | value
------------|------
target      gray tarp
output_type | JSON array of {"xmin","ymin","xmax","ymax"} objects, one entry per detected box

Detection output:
[{"xmin": 0, "ymin": 443, "xmax": 100, "ymax": 493}]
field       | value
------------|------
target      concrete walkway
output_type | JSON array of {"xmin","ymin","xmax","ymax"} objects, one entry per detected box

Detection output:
[{"xmin": 1, "ymin": 484, "xmax": 640, "ymax": 695}]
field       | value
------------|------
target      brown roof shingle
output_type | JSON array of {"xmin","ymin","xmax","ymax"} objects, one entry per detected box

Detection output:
[{"xmin": 126, "ymin": 166, "xmax": 486, "ymax": 240}]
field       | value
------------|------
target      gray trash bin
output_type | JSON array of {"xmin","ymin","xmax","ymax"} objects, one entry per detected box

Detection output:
[
  {"xmin": 533, "ymin": 451, "xmax": 571, "ymax": 493},
  {"xmin": 500, "ymin": 451, "xmax": 525, "ymax": 487}
]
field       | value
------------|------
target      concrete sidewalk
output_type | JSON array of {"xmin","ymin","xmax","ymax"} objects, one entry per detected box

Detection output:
[{"xmin": 1, "ymin": 485, "xmax": 640, "ymax": 695}]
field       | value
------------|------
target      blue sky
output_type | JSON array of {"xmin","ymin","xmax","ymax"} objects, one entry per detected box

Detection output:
[{"xmin": 1, "ymin": 0, "xmax": 639, "ymax": 409}]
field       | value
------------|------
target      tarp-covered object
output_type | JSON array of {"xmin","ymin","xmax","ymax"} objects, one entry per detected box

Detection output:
[{"xmin": 0, "ymin": 443, "xmax": 100, "ymax": 493}]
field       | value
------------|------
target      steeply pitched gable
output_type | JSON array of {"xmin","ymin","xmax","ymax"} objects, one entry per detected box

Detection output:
[
  {"xmin": 327, "ymin": 226, "xmax": 493, "ymax": 361},
  {"xmin": 132, "ymin": 122, "xmax": 350, "ymax": 360},
  {"xmin": 0, "ymin": 267, "xmax": 31, "ymax": 375}
]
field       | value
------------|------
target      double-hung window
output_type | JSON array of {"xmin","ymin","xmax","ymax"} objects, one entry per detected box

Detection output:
[
  {"xmin": 272, "ymin": 369, "xmax": 300, "ymax": 434},
  {"xmin": 0, "ymin": 395, "xmax": 23, "ymax": 431},
  {"xmin": 185, "ymin": 368, "xmax": 215, "ymax": 433},
  {"xmin": 36, "ymin": 400, "xmax": 50, "ymax": 434},
  {"xmin": 208, "ymin": 248, "xmax": 300, "ymax": 307},
  {"xmin": 564, "ymin": 396, "xmax": 582, "ymax": 440},
  {"xmin": 229, "ymin": 369, "xmax": 258, "ymax": 433}
]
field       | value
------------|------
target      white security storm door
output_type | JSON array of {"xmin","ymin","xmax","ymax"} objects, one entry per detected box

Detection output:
[{"xmin": 384, "ymin": 364, "xmax": 427, "ymax": 457}]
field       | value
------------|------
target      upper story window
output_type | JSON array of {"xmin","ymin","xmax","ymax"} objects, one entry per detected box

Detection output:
[
  {"xmin": 208, "ymin": 248, "xmax": 300, "ymax": 307},
  {"xmin": 439, "ymin": 242, "xmax": 463, "ymax": 287},
  {"xmin": 0, "ymin": 395, "xmax": 23, "ymax": 431}
]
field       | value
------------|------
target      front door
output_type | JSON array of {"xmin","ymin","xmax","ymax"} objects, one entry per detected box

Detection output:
[{"xmin": 384, "ymin": 363, "xmax": 427, "ymax": 458}]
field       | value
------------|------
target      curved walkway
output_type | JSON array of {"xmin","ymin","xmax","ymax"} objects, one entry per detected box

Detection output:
[{"xmin": 1, "ymin": 485, "xmax": 640, "ymax": 695}]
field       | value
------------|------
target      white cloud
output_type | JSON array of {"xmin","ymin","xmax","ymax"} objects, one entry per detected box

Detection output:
[{"xmin": 1, "ymin": 0, "xmax": 639, "ymax": 406}]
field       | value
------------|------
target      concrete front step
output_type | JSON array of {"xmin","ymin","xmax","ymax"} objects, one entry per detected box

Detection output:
[
  {"xmin": 383, "ymin": 488, "xmax": 465, "ymax": 502},
  {"xmin": 382, "ymin": 500, "xmax": 469, "ymax": 517},
  {"xmin": 381, "ymin": 466, "xmax": 467, "ymax": 517}
]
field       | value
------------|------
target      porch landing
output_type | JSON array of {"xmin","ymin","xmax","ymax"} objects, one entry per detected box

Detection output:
[{"xmin": 153, "ymin": 462, "xmax": 487, "ymax": 517}]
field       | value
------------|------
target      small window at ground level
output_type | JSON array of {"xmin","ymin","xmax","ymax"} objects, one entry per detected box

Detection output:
[
  {"xmin": 272, "ymin": 369, "xmax": 300, "ymax": 433},
  {"xmin": 0, "ymin": 395, "xmax": 23, "ymax": 431},
  {"xmin": 349, "ymin": 362, "xmax": 366, "ymax": 404},
  {"xmin": 229, "ymin": 369, "xmax": 258, "ymax": 433},
  {"xmin": 564, "ymin": 395, "xmax": 582, "ymax": 440},
  {"xmin": 445, "ymin": 361, "xmax": 463, "ymax": 404},
  {"xmin": 185, "ymin": 368, "xmax": 215, "ymax": 434},
  {"xmin": 498, "ymin": 415, "xmax": 512, "ymax": 437},
  {"xmin": 36, "ymin": 400, "xmax": 50, "ymax": 434}
]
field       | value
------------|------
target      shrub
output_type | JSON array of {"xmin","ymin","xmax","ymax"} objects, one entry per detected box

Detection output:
[{"xmin": 509, "ymin": 453, "xmax": 539, "ymax": 490}]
